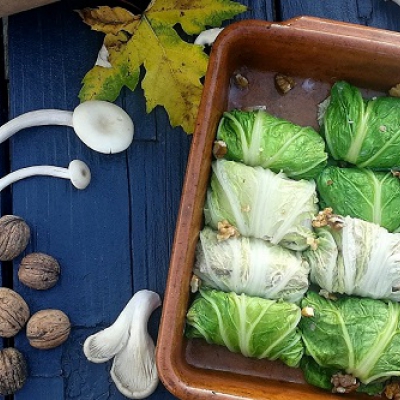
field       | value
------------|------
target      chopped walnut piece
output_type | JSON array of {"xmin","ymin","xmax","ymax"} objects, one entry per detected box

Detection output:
[
  {"xmin": 233, "ymin": 73, "xmax": 249, "ymax": 90},
  {"xmin": 312, "ymin": 208, "xmax": 344, "ymax": 231},
  {"xmin": 306, "ymin": 236, "xmax": 319, "ymax": 251},
  {"xmin": 274, "ymin": 73, "xmax": 296, "ymax": 95},
  {"xmin": 389, "ymin": 83, "xmax": 400, "ymax": 97},
  {"xmin": 301, "ymin": 306, "xmax": 314, "ymax": 317},
  {"xmin": 312, "ymin": 207, "xmax": 334, "ymax": 228},
  {"xmin": 392, "ymin": 169, "xmax": 400, "ymax": 178},
  {"xmin": 190, "ymin": 274, "xmax": 201, "ymax": 293},
  {"xmin": 385, "ymin": 382, "xmax": 400, "ymax": 399},
  {"xmin": 241, "ymin": 204, "xmax": 251, "ymax": 213},
  {"xmin": 217, "ymin": 220, "xmax": 240, "ymax": 241},
  {"xmin": 319, "ymin": 289, "xmax": 338, "ymax": 301},
  {"xmin": 212, "ymin": 140, "xmax": 228, "ymax": 159},
  {"xmin": 331, "ymin": 373, "xmax": 359, "ymax": 394}
]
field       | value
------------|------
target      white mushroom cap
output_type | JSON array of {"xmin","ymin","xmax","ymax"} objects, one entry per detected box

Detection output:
[
  {"xmin": 68, "ymin": 160, "xmax": 91, "ymax": 190},
  {"xmin": 72, "ymin": 101, "xmax": 134, "ymax": 154}
]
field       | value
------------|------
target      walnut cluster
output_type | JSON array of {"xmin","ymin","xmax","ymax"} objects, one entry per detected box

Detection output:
[{"xmin": 0, "ymin": 214, "xmax": 70, "ymax": 395}]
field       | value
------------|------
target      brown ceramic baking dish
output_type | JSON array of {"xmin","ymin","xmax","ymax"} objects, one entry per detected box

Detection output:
[{"xmin": 156, "ymin": 16, "xmax": 400, "ymax": 400}]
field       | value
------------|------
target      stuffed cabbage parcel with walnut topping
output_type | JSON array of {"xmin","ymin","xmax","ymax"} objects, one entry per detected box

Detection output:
[
  {"xmin": 305, "ymin": 212, "xmax": 400, "ymax": 301},
  {"xmin": 216, "ymin": 109, "xmax": 328, "ymax": 180},
  {"xmin": 186, "ymin": 288, "xmax": 304, "ymax": 368},
  {"xmin": 320, "ymin": 80, "xmax": 400, "ymax": 168},
  {"xmin": 300, "ymin": 291, "xmax": 400, "ymax": 394},
  {"xmin": 204, "ymin": 159, "xmax": 318, "ymax": 251}
]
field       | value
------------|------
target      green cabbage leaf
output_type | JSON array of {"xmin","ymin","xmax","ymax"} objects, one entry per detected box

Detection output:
[
  {"xmin": 300, "ymin": 356, "xmax": 386, "ymax": 395},
  {"xmin": 321, "ymin": 81, "xmax": 400, "ymax": 168},
  {"xmin": 186, "ymin": 288, "xmax": 304, "ymax": 367},
  {"xmin": 204, "ymin": 160, "xmax": 318, "ymax": 251},
  {"xmin": 217, "ymin": 109, "xmax": 327, "ymax": 179},
  {"xmin": 300, "ymin": 291, "xmax": 400, "ymax": 384},
  {"xmin": 305, "ymin": 216, "xmax": 400, "ymax": 301},
  {"xmin": 194, "ymin": 227, "xmax": 310, "ymax": 303},
  {"xmin": 317, "ymin": 166, "xmax": 400, "ymax": 232}
]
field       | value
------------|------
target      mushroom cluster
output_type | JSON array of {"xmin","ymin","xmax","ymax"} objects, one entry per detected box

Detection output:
[
  {"xmin": 0, "ymin": 100, "xmax": 135, "ymax": 192},
  {"xmin": 0, "ymin": 101, "xmax": 136, "ymax": 394},
  {"xmin": 84, "ymin": 290, "xmax": 161, "ymax": 399}
]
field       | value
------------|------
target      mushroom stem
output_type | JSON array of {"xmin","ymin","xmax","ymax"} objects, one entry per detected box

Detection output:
[
  {"xmin": 0, "ymin": 160, "xmax": 91, "ymax": 191},
  {"xmin": 0, "ymin": 110, "xmax": 73, "ymax": 143}
]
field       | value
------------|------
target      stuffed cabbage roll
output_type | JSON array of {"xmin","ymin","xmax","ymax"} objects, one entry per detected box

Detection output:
[
  {"xmin": 216, "ymin": 109, "xmax": 327, "ymax": 179},
  {"xmin": 301, "ymin": 291, "xmax": 400, "ymax": 385},
  {"xmin": 317, "ymin": 166, "xmax": 400, "ymax": 232},
  {"xmin": 320, "ymin": 81, "xmax": 400, "ymax": 168},
  {"xmin": 194, "ymin": 227, "xmax": 309, "ymax": 303},
  {"xmin": 186, "ymin": 288, "xmax": 304, "ymax": 367},
  {"xmin": 305, "ymin": 211, "xmax": 400, "ymax": 301},
  {"xmin": 204, "ymin": 160, "xmax": 318, "ymax": 251}
]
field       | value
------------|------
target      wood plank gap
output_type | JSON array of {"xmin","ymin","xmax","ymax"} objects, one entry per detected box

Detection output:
[
  {"xmin": 0, "ymin": 16, "xmax": 14, "ymax": 290},
  {"xmin": 125, "ymin": 152, "xmax": 135, "ymax": 292},
  {"xmin": 273, "ymin": 0, "xmax": 282, "ymax": 21},
  {"xmin": 0, "ymin": 16, "xmax": 14, "ymax": 400}
]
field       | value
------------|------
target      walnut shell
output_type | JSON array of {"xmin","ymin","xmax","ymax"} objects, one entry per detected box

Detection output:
[
  {"xmin": 18, "ymin": 253, "xmax": 60, "ymax": 290},
  {"xmin": 26, "ymin": 309, "xmax": 71, "ymax": 349},
  {"xmin": 0, "ymin": 288, "xmax": 30, "ymax": 338},
  {"xmin": 0, "ymin": 215, "xmax": 30, "ymax": 261},
  {"xmin": 0, "ymin": 347, "xmax": 27, "ymax": 395}
]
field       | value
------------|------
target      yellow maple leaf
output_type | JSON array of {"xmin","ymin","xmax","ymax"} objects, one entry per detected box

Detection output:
[{"xmin": 78, "ymin": 0, "xmax": 247, "ymax": 133}]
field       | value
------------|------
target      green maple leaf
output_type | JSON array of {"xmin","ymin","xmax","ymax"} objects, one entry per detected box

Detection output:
[{"xmin": 78, "ymin": 0, "xmax": 247, "ymax": 133}]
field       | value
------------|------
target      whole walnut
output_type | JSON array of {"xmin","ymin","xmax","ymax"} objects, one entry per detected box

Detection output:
[
  {"xmin": 26, "ymin": 309, "xmax": 71, "ymax": 349},
  {"xmin": 0, "ymin": 215, "xmax": 30, "ymax": 261},
  {"xmin": 0, "ymin": 288, "xmax": 30, "ymax": 338},
  {"xmin": 0, "ymin": 347, "xmax": 27, "ymax": 395},
  {"xmin": 18, "ymin": 253, "xmax": 60, "ymax": 290}
]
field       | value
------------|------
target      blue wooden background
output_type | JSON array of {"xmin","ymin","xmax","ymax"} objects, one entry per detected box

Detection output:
[{"xmin": 1, "ymin": 0, "xmax": 400, "ymax": 399}]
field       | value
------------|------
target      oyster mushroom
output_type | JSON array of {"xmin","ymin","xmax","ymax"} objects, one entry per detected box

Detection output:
[
  {"xmin": 0, "ymin": 100, "xmax": 134, "ymax": 154},
  {"xmin": 83, "ymin": 290, "xmax": 162, "ymax": 399},
  {"xmin": 0, "ymin": 159, "xmax": 91, "ymax": 192}
]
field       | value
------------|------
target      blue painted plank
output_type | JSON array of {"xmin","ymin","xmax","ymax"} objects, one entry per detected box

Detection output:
[
  {"xmin": 16, "ymin": 377, "xmax": 64, "ymax": 398},
  {"xmin": 278, "ymin": 0, "xmax": 400, "ymax": 30}
]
